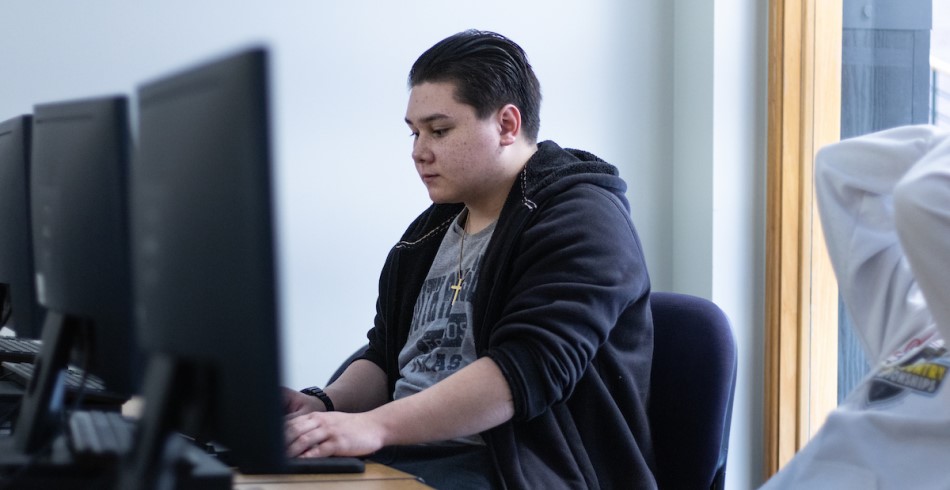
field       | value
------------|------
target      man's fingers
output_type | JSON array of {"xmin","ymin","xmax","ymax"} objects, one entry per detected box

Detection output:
[{"xmin": 285, "ymin": 414, "xmax": 325, "ymax": 457}]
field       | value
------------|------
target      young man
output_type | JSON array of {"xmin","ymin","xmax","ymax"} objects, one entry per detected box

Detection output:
[
  {"xmin": 760, "ymin": 125, "xmax": 950, "ymax": 489},
  {"xmin": 284, "ymin": 30, "xmax": 656, "ymax": 489}
]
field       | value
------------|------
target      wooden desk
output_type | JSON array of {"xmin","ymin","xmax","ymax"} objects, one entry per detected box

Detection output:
[{"xmin": 234, "ymin": 462, "xmax": 433, "ymax": 489}]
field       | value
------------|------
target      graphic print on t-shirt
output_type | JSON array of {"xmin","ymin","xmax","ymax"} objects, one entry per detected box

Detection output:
[
  {"xmin": 403, "ymin": 253, "xmax": 482, "ymax": 376},
  {"xmin": 393, "ymin": 217, "xmax": 495, "ymax": 406}
]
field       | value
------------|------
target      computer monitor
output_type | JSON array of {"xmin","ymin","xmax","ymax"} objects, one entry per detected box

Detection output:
[
  {"xmin": 0, "ymin": 115, "xmax": 43, "ymax": 339},
  {"xmin": 120, "ymin": 48, "xmax": 290, "ymax": 486},
  {"xmin": 12, "ymin": 96, "xmax": 139, "ymax": 454}
]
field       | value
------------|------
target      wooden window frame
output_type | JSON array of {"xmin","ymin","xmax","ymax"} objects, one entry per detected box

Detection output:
[{"xmin": 765, "ymin": 0, "xmax": 842, "ymax": 477}]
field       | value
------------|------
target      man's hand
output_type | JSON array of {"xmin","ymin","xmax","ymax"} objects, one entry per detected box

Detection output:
[
  {"xmin": 281, "ymin": 357, "xmax": 513, "ymax": 459},
  {"xmin": 284, "ymin": 411, "xmax": 384, "ymax": 458}
]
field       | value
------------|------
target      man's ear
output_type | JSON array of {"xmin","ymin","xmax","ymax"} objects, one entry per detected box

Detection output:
[{"xmin": 497, "ymin": 104, "xmax": 522, "ymax": 146}]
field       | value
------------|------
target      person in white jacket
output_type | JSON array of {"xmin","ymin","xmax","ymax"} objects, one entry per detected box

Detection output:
[{"xmin": 761, "ymin": 124, "xmax": 950, "ymax": 489}]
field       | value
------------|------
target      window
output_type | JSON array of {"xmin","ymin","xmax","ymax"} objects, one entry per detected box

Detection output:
[
  {"xmin": 838, "ymin": 0, "xmax": 935, "ymax": 401},
  {"xmin": 765, "ymin": 0, "xmax": 939, "ymax": 477}
]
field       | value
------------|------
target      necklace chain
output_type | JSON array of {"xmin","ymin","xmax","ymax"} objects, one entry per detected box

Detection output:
[{"xmin": 450, "ymin": 213, "xmax": 467, "ymax": 305}]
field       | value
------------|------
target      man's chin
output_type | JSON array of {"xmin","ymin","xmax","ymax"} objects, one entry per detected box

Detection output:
[{"xmin": 427, "ymin": 193, "xmax": 461, "ymax": 205}]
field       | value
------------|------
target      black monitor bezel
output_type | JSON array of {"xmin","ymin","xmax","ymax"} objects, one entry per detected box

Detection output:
[
  {"xmin": 124, "ymin": 47, "xmax": 287, "ymax": 479},
  {"xmin": 0, "ymin": 115, "xmax": 43, "ymax": 338},
  {"xmin": 12, "ymin": 96, "xmax": 139, "ymax": 455}
]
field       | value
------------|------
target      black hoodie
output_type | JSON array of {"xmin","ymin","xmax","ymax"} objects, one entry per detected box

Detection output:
[{"xmin": 363, "ymin": 140, "xmax": 656, "ymax": 489}]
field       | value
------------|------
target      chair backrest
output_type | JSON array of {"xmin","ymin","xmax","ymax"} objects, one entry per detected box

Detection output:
[{"xmin": 648, "ymin": 292, "xmax": 737, "ymax": 490}]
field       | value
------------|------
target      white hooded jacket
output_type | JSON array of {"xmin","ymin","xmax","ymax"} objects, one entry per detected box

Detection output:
[{"xmin": 761, "ymin": 125, "xmax": 950, "ymax": 490}]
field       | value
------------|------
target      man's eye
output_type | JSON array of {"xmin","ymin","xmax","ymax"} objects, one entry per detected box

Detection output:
[{"xmin": 432, "ymin": 129, "xmax": 448, "ymax": 137}]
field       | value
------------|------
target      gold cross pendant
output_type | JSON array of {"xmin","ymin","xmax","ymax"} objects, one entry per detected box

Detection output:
[{"xmin": 450, "ymin": 277, "xmax": 464, "ymax": 305}]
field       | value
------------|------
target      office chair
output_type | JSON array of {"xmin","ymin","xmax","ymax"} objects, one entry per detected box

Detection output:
[
  {"xmin": 327, "ymin": 345, "xmax": 368, "ymax": 385},
  {"xmin": 648, "ymin": 291, "xmax": 737, "ymax": 490}
]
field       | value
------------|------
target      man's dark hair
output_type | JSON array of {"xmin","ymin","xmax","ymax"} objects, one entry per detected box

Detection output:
[{"xmin": 409, "ymin": 29, "xmax": 542, "ymax": 142}]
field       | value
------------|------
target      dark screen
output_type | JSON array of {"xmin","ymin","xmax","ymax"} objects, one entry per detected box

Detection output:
[
  {"xmin": 30, "ymin": 96, "xmax": 137, "ymax": 394},
  {"xmin": 10, "ymin": 96, "xmax": 140, "ymax": 455},
  {"xmin": 131, "ymin": 47, "xmax": 284, "ymax": 469},
  {"xmin": 0, "ymin": 115, "xmax": 43, "ymax": 338}
]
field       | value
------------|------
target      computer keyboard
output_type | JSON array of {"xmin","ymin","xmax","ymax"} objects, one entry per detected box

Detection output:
[
  {"xmin": 282, "ymin": 456, "xmax": 366, "ymax": 474},
  {"xmin": 0, "ymin": 361, "xmax": 127, "ymax": 405},
  {"xmin": 0, "ymin": 337, "xmax": 42, "ymax": 363},
  {"xmin": 66, "ymin": 410, "xmax": 135, "ymax": 463},
  {"xmin": 176, "ymin": 435, "xmax": 364, "ymax": 474},
  {"xmin": 231, "ymin": 455, "xmax": 366, "ymax": 474},
  {"xmin": 2, "ymin": 361, "xmax": 107, "ymax": 391}
]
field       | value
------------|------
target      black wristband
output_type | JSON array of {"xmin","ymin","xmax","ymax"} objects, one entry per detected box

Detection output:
[{"xmin": 300, "ymin": 386, "xmax": 334, "ymax": 412}]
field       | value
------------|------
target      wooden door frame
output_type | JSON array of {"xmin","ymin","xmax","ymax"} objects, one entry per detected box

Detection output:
[{"xmin": 765, "ymin": 0, "xmax": 841, "ymax": 477}]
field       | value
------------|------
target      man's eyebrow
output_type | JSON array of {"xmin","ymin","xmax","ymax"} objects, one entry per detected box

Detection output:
[{"xmin": 404, "ymin": 113, "xmax": 451, "ymax": 125}]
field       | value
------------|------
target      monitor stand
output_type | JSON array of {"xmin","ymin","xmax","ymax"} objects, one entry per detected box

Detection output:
[
  {"xmin": 117, "ymin": 354, "xmax": 232, "ymax": 490},
  {"xmin": 0, "ymin": 430, "xmax": 229, "ymax": 490},
  {"xmin": 0, "ymin": 312, "xmax": 114, "ymax": 488},
  {"xmin": 11, "ymin": 311, "xmax": 76, "ymax": 454},
  {"xmin": 0, "ymin": 379, "xmax": 25, "ymax": 435},
  {"xmin": 0, "ymin": 323, "xmax": 230, "ymax": 489}
]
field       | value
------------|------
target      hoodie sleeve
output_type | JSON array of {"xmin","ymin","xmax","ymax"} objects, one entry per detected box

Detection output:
[
  {"xmin": 893, "ymin": 131, "xmax": 950, "ymax": 352},
  {"xmin": 485, "ymin": 182, "xmax": 650, "ymax": 420},
  {"xmin": 815, "ymin": 124, "xmax": 949, "ymax": 364}
]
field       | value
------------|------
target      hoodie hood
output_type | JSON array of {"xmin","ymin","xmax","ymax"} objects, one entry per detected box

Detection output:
[{"xmin": 519, "ymin": 140, "xmax": 625, "ymax": 205}]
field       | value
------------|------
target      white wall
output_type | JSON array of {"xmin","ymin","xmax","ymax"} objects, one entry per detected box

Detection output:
[
  {"xmin": 0, "ymin": 2, "xmax": 766, "ymax": 487},
  {"xmin": 671, "ymin": 1, "xmax": 769, "ymax": 488}
]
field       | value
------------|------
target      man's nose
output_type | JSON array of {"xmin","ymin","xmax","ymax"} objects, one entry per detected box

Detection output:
[{"xmin": 412, "ymin": 138, "xmax": 431, "ymax": 164}]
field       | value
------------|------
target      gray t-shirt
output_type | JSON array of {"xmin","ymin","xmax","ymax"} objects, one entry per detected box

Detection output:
[{"xmin": 393, "ymin": 212, "xmax": 496, "ymax": 445}]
